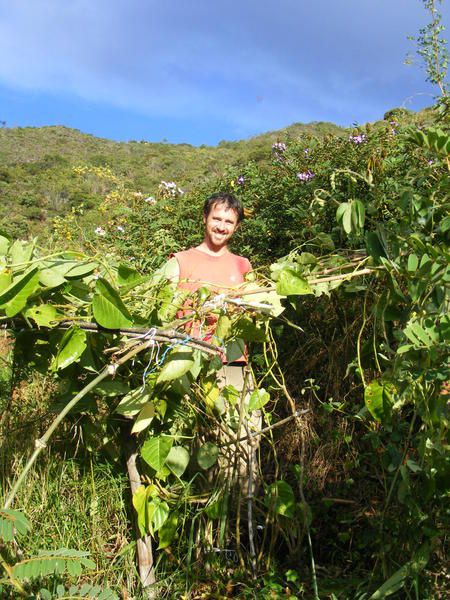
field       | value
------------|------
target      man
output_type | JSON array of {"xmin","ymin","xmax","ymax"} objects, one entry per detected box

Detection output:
[{"xmin": 167, "ymin": 191, "xmax": 259, "ymax": 495}]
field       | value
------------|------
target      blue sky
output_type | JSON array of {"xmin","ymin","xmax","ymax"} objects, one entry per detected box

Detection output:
[{"xmin": 0, "ymin": 0, "xmax": 448, "ymax": 145}]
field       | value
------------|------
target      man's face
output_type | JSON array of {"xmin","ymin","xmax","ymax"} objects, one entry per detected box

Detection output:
[{"xmin": 203, "ymin": 202, "xmax": 239, "ymax": 250}]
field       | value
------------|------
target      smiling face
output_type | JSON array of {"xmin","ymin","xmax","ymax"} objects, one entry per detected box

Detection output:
[{"xmin": 203, "ymin": 201, "xmax": 239, "ymax": 252}]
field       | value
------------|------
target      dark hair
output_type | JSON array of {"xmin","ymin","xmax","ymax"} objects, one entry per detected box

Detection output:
[{"xmin": 203, "ymin": 192, "xmax": 244, "ymax": 223}]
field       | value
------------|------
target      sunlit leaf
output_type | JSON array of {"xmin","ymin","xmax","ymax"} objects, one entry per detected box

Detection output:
[
  {"xmin": 141, "ymin": 436, "xmax": 173, "ymax": 472},
  {"xmin": 131, "ymin": 402, "xmax": 155, "ymax": 434},
  {"xmin": 276, "ymin": 269, "xmax": 312, "ymax": 296},
  {"xmin": 157, "ymin": 347, "xmax": 194, "ymax": 383},
  {"xmin": 115, "ymin": 386, "xmax": 153, "ymax": 416},
  {"xmin": 165, "ymin": 446, "xmax": 190, "ymax": 477},
  {"xmin": 0, "ymin": 267, "xmax": 40, "ymax": 317},
  {"xmin": 51, "ymin": 327, "xmax": 87, "ymax": 371},
  {"xmin": 248, "ymin": 388, "xmax": 270, "ymax": 412},
  {"xmin": 23, "ymin": 304, "xmax": 58, "ymax": 327},
  {"xmin": 92, "ymin": 278, "xmax": 133, "ymax": 329},
  {"xmin": 64, "ymin": 261, "xmax": 98, "ymax": 279},
  {"xmin": 39, "ymin": 268, "xmax": 66, "ymax": 288}
]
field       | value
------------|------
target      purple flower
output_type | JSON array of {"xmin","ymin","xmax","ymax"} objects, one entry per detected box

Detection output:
[
  {"xmin": 272, "ymin": 142, "xmax": 287, "ymax": 161},
  {"xmin": 272, "ymin": 142, "xmax": 286, "ymax": 153},
  {"xmin": 349, "ymin": 133, "xmax": 367, "ymax": 144},
  {"xmin": 237, "ymin": 175, "xmax": 245, "ymax": 185},
  {"xmin": 428, "ymin": 159, "xmax": 434, "ymax": 165},
  {"xmin": 297, "ymin": 170, "xmax": 315, "ymax": 182}
]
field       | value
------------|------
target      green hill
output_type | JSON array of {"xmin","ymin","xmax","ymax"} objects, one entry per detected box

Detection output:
[{"xmin": 0, "ymin": 109, "xmax": 431, "ymax": 238}]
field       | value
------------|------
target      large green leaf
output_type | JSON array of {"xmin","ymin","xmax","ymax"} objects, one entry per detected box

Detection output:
[
  {"xmin": 93, "ymin": 381, "xmax": 129, "ymax": 396},
  {"xmin": 39, "ymin": 268, "xmax": 66, "ymax": 288},
  {"xmin": 0, "ymin": 509, "xmax": 31, "ymax": 541},
  {"xmin": 166, "ymin": 446, "xmax": 190, "ymax": 477},
  {"xmin": 264, "ymin": 480, "xmax": 296, "ymax": 518},
  {"xmin": 0, "ymin": 269, "xmax": 12, "ymax": 293},
  {"xmin": 64, "ymin": 261, "xmax": 98, "ymax": 279},
  {"xmin": 92, "ymin": 278, "xmax": 133, "ymax": 329},
  {"xmin": 51, "ymin": 327, "xmax": 87, "ymax": 371},
  {"xmin": 147, "ymin": 499, "xmax": 169, "ymax": 533},
  {"xmin": 131, "ymin": 402, "xmax": 155, "ymax": 434},
  {"xmin": 248, "ymin": 388, "xmax": 270, "ymax": 412},
  {"xmin": 276, "ymin": 269, "xmax": 312, "ymax": 296},
  {"xmin": 9, "ymin": 239, "xmax": 34, "ymax": 265},
  {"xmin": 23, "ymin": 304, "xmax": 58, "ymax": 327},
  {"xmin": 157, "ymin": 512, "xmax": 178, "ymax": 549},
  {"xmin": 364, "ymin": 379, "xmax": 393, "ymax": 423},
  {"xmin": 233, "ymin": 316, "xmax": 267, "ymax": 342},
  {"xmin": 0, "ymin": 232, "xmax": 10, "ymax": 256},
  {"xmin": 118, "ymin": 263, "xmax": 142, "ymax": 285},
  {"xmin": 157, "ymin": 347, "xmax": 194, "ymax": 383},
  {"xmin": 351, "ymin": 199, "xmax": 365, "ymax": 229},
  {"xmin": 115, "ymin": 387, "xmax": 153, "ymax": 416},
  {"xmin": 369, "ymin": 565, "xmax": 408, "ymax": 599},
  {"xmin": 141, "ymin": 436, "xmax": 173, "ymax": 471},
  {"xmin": 0, "ymin": 267, "xmax": 40, "ymax": 317},
  {"xmin": 197, "ymin": 442, "xmax": 219, "ymax": 470}
]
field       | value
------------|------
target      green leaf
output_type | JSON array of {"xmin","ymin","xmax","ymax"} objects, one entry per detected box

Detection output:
[
  {"xmin": 166, "ymin": 446, "xmax": 190, "ymax": 477},
  {"xmin": 233, "ymin": 316, "xmax": 267, "ymax": 342},
  {"xmin": 0, "ymin": 232, "xmax": 11, "ymax": 256},
  {"xmin": 157, "ymin": 347, "xmax": 194, "ymax": 383},
  {"xmin": 141, "ymin": 436, "xmax": 173, "ymax": 471},
  {"xmin": 407, "ymin": 254, "xmax": 418, "ymax": 272},
  {"xmin": 64, "ymin": 261, "xmax": 98, "ymax": 279},
  {"xmin": 12, "ymin": 548, "xmax": 95, "ymax": 581},
  {"xmin": 93, "ymin": 380, "xmax": 129, "ymax": 396},
  {"xmin": 132, "ymin": 485, "xmax": 148, "ymax": 537},
  {"xmin": 51, "ymin": 327, "xmax": 87, "ymax": 371},
  {"xmin": 0, "ymin": 267, "xmax": 40, "ymax": 317},
  {"xmin": 226, "ymin": 339, "xmax": 245, "ymax": 362},
  {"xmin": 364, "ymin": 379, "xmax": 392, "ymax": 423},
  {"xmin": 39, "ymin": 268, "xmax": 66, "ymax": 288},
  {"xmin": 276, "ymin": 269, "xmax": 312, "ymax": 296},
  {"xmin": 23, "ymin": 304, "xmax": 58, "ymax": 327},
  {"xmin": 148, "ymin": 499, "xmax": 169, "ymax": 533},
  {"xmin": 0, "ymin": 509, "xmax": 31, "ymax": 541},
  {"xmin": 248, "ymin": 388, "xmax": 270, "ymax": 412},
  {"xmin": 0, "ymin": 269, "xmax": 12, "ymax": 293},
  {"xmin": 197, "ymin": 442, "xmax": 219, "ymax": 470},
  {"xmin": 131, "ymin": 402, "xmax": 155, "ymax": 434},
  {"xmin": 92, "ymin": 278, "xmax": 133, "ymax": 329},
  {"xmin": 265, "ymin": 480, "xmax": 296, "ymax": 518},
  {"xmin": 157, "ymin": 512, "xmax": 178, "ymax": 549},
  {"xmin": 9, "ymin": 239, "xmax": 34, "ymax": 265},
  {"xmin": 115, "ymin": 386, "xmax": 153, "ymax": 416},
  {"xmin": 366, "ymin": 231, "xmax": 387, "ymax": 262},
  {"xmin": 352, "ymin": 199, "xmax": 365, "ymax": 229},
  {"xmin": 369, "ymin": 564, "xmax": 408, "ymax": 599},
  {"xmin": 118, "ymin": 264, "xmax": 142, "ymax": 285}
]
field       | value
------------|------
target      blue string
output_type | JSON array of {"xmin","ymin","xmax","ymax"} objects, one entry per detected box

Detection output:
[{"xmin": 144, "ymin": 335, "xmax": 193, "ymax": 380}]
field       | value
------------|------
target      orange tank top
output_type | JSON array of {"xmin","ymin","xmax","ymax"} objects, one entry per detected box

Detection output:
[
  {"xmin": 174, "ymin": 248, "xmax": 252, "ymax": 362},
  {"xmin": 174, "ymin": 248, "xmax": 251, "ymax": 292}
]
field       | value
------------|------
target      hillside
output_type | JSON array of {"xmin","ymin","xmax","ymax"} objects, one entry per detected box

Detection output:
[{"xmin": 0, "ymin": 107, "xmax": 433, "ymax": 238}]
